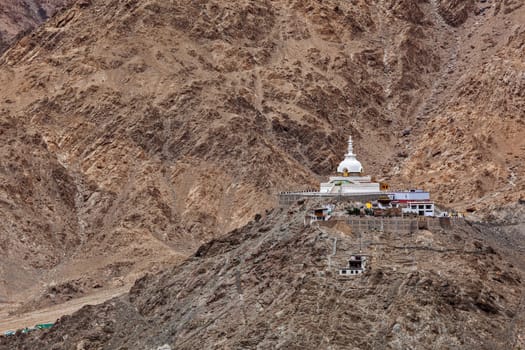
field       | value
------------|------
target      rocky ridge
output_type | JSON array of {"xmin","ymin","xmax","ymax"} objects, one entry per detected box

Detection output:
[
  {"xmin": 0, "ymin": 0, "xmax": 72, "ymax": 53},
  {"xmin": 1, "ymin": 203, "xmax": 523, "ymax": 349}
]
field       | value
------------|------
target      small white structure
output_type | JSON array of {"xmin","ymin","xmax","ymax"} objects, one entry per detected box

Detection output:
[
  {"xmin": 390, "ymin": 190, "xmax": 435, "ymax": 216},
  {"xmin": 336, "ymin": 136, "xmax": 363, "ymax": 174},
  {"xmin": 400, "ymin": 202, "xmax": 435, "ymax": 217},
  {"xmin": 339, "ymin": 255, "xmax": 367, "ymax": 276},
  {"xmin": 389, "ymin": 190, "xmax": 430, "ymax": 201},
  {"xmin": 320, "ymin": 135, "xmax": 381, "ymax": 194},
  {"xmin": 304, "ymin": 206, "xmax": 333, "ymax": 226}
]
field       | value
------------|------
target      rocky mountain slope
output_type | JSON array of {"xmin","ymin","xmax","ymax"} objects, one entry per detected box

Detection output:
[
  {"xmin": 2, "ymin": 203, "xmax": 523, "ymax": 349},
  {"xmin": 0, "ymin": 0, "xmax": 72, "ymax": 53},
  {"xmin": 402, "ymin": 0, "xmax": 525, "ymax": 210},
  {"xmin": 0, "ymin": 0, "xmax": 523, "ymax": 322}
]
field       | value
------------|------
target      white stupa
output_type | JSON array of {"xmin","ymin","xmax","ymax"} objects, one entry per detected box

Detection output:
[
  {"xmin": 320, "ymin": 135, "xmax": 381, "ymax": 194},
  {"xmin": 336, "ymin": 136, "xmax": 363, "ymax": 174}
]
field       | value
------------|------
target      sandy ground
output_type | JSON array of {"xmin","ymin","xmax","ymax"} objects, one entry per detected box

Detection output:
[{"xmin": 0, "ymin": 286, "xmax": 130, "ymax": 333}]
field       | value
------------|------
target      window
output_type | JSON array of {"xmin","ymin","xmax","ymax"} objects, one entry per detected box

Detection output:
[
  {"xmin": 418, "ymin": 205, "xmax": 425, "ymax": 209},
  {"xmin": 411, "ymin": 205, "xmax": 417, "ymax": 209},
  {"xmin": 349, "ymin": 261, "xmax": 361, "ymax": 269},
  {"xmin": 426, "ymin": 205, "xmax": 432, "ymax": 209}
]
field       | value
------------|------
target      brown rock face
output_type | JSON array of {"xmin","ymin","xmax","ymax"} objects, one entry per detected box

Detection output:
[
  {"xmin": 1, "ymin": 205, "xmax": 523, "ymax": 349},
  {"xmin": 437, "ymin": 0, "xmax": 476, "ymax": 26},
  {"xmin": 0, "ymin": 0, "xmax": 523, "ymax": 327},
  {"xmin": 0, "ymin": 0, "xmax": 437, "ymax": 304},
  {"xmin": 0, "ymin": 115, "xmax": 80, "ymax": 300},
  {"xmin": 402, "ymin": 0, "xmax": 525, "ymax": 211},
  {"xmin": 0, "ymin": 0, "xmax": 73, "ymax": 53}
]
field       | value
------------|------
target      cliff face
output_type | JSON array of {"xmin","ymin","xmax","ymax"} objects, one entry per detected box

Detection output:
[
  {"xmin": 401, "ymin": 0, "xmax": 525, "ymax": 210},
  {"xmin": 2, "ymin": 204, "xmax": 523, "ymax": 349},
  {"xmin": 0, "ymin": 115, "xmax": 80, "ymax": 300},
  {"xmin": 0, "ymin": 0, "xmax": 72, "ymax": 53},
  {"xmin": 0, "ymin": 0, "xmax": 523, "ymax": 320}
]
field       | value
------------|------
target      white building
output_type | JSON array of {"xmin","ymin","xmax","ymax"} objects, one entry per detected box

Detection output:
[
  {"xmin": 389, "ymin": 189, "xmax": 430, "ymax": 201},
  {"xmin": 399, "ymin": 201, "xmax": 435, "ymax": 217},
  {"xmin": 320, "ymin": 135, "xmax": 382, "ymax": 194},
  {"xmin": 389, "ymin": 190, "xmax": 435, "ymax": 216},
  {"xmin": 304, "ymin": 206, "xmax": 334, "ymax": 226},
  {"xmin": 339, "ymin": 255, "xmax": 367, "ymax": 276}
]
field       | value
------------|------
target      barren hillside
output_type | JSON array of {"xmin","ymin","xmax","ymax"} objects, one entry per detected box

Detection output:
[
  {"xmin": 0, "ymin": 0, "xmax": 72, "ymax": 53},
  {"xmin": 402, "ymin": 0, "xmax": 525, "ymax": 210},
  {"xmin": 0, "ymin": 0, "xmax": 523, "ymax": 326},
  {"xmin": 2, "ymin": 203, "xmax": 523, "ymax": 349}
]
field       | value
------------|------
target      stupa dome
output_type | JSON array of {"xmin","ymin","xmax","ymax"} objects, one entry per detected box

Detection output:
[{"xmin": 337, "ymin": 136, "xmax": 363, "ymax": 174}]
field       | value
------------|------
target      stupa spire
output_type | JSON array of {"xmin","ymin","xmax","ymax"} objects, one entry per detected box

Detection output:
[
  {"xmin": 337, "ymin": 134, "xmax": 363, "ymax": 175},
  {"xmin": 346, "ymin": 136, "xmax": 354, "ymax": 155}
]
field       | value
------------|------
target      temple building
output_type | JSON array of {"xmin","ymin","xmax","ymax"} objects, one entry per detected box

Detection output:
[{"xmin": 320, "ymin": 135, "xmax": 383, "ymax": 194}]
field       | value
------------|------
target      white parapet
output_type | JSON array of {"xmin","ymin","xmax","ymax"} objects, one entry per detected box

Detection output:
[{"xmin": 320, "ymin": 176, "xmax": 380, "ymax": 194}]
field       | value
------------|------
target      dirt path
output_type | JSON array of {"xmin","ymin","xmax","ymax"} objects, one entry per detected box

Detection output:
[{"xmin": 0, "ymin": 286, "xmax": 130, "ymax": 333}]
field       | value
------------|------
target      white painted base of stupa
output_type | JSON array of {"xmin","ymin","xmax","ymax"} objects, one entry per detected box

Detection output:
[{"xmin": 320, "ymin": 175, "xmax": 381, "ymax": 194}]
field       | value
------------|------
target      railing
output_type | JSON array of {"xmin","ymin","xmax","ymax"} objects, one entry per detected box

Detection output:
[
  {"xmin": 278, "ymin": 191, "xmax": 384, "ymax": 206},
  {"xmin": 346, "ymin": 216, "xmax": 464, "ymax": 234}
]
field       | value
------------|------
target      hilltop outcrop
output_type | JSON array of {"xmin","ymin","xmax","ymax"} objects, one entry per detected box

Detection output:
[{"xmin": 2, "ymin": 204, "xmax": 523, "ymax": 349}]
